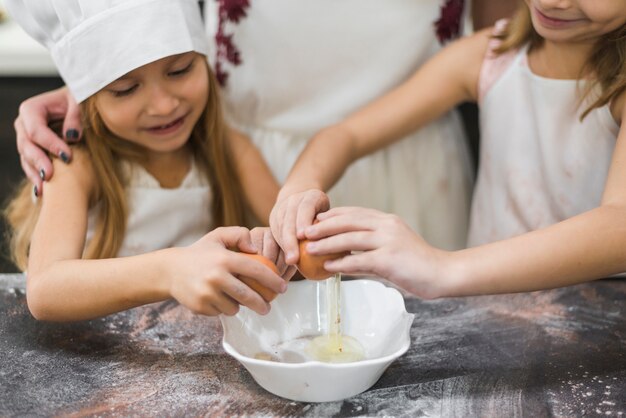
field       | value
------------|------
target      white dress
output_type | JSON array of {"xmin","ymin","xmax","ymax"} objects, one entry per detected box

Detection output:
[
  {"xmin": 468, "ymin": 24, "xmax": 619, "ymax": 246},
  {"xmin": 205, "ymin": 0, "xmax": 474, "ymax": 250},
  {"xmin": 86, "ymin": 160, "xmax": 212, "ymax": 257}
]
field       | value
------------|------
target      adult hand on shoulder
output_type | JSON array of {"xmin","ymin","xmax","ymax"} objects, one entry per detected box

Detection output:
[
  {"xmin": 269, "ymin": 188, "xmax": 330, "ymax": 265},
  {"xmin": 303, "ymin": 207, "xmax": 451, "ymax": 300},
  {"xmin": 168, "ymin": 227, "xmax": 288, "ymax": 316},
  {"xmin": 15, "ymin": 86, "xmax": 82, "ymax": 193}
]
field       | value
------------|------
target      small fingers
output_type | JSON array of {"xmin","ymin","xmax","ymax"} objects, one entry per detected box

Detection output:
[
  {"xmin": 282, "ymin": 264, "xmax": 298, "ymax": 282},
  {"xmin": 231, "ymin": 253, "xmax": 286, "ymax": 295},
  {"xmin": 221, "ymin": 275, "xmax": 270, "ymax": 315},
  {"xmin": 306, "ymin": 231, "xmax": 376, "ymax": 254},
  {"xmin": 305, "ymin": 212, "xmax": 381, "ymax": 240},
  {"xmin": 295, "ymin": 193, "xmax": 324, "ymax": 239},
  {"xmin": 215, "ymin": 226, "xmax": 257, "ymax": 253},
  {"xmin": 281, "ymin": 197, "xmax": 301, "ymax": 264},
  {"xmin": 249, "ymin": 227, "xmax": 265, "ymax": 255},
  {"xmin": 262, "ymin": 228, "xmax": 280, "ymax": 265},
  {"xmin": 210, "ymin": 291, "xmax": 241, "ymax": 316},
  {"xmin": 323, "ymin": 252, "xmax": 376, "ymax": 276}
]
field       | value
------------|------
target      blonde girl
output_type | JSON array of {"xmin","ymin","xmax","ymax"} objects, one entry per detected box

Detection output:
[
  {"xmin": 273, "ymin": 0, "xmax": 626, "ymax": 298},
  {"xmin": 4, "ymin": 0, "xmax": 288, "ymax": 321}
]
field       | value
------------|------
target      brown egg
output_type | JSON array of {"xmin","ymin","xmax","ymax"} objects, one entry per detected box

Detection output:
[
  {"xmin": 240, "ymin": 253, "xmax": 280, "ymax": 302},
  {"xmin": 297, "ymin": 239, "xmax": 349, "ymax": 280}
]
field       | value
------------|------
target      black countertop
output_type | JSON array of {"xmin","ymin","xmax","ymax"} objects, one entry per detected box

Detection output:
[{"xmin": 1, "ymin": 274, "xmax": 624, "ymax": 417}]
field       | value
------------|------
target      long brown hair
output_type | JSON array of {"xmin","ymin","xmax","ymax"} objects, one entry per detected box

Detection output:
[
  {"xmin": 4, "ymin": 61, "xmax": 247, "ymax": 270},
  {"xmin": 494, "ymin": 3, "xmax": 626, "ymax": 119}
]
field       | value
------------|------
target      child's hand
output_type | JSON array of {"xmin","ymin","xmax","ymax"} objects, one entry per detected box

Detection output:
[
  {"xmin": 269, "ymin": 188, "xmax": 330, "ymax": 265},
  {"xmin": 168, "ymin": 227, "xmax": 288, "ymax": 316},
  {"xmin": 303, "ymin": 207, "xmax": 451, "ymax": 299},
  {"xmin": 250, "ymin": 227, "xmax": 297, "ymax": 282}
]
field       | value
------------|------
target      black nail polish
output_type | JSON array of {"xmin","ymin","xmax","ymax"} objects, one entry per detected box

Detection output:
[
  {"xmin": 59, "ymin": 151, "xmax": 70, "ymax": 164},
  {"xmin": 39, "ymin": 169, "xmax": 45, "ymax": 181},
  {"xmin": 33, "ymin": 185, "xmax": 38, "ymax": 198},
  {"xmin": 65, "ymin": 129, "xmax": 79, "ymax": 141}
]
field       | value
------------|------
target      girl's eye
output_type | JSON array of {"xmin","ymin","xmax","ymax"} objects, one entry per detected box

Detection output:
[
  {"xmin": 169, "ymin": 61, "xmax": 194, "ymax": 77},
  {"xmin": 110, "ymin": 85, "xmax": 138, "ymax": 97}
]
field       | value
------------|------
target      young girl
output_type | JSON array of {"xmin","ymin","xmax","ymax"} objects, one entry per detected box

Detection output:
[
  {"xmin": 272, "ymin": 0, "xmax": 626, "ymax": 297},
  {"xmin": 4, "ymin": 0, "xmax": 290, "ymax": 321}
]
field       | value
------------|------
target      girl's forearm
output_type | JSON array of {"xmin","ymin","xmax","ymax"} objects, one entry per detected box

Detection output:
[
  {"xmin": 279, "ymin": 125, "xmax": 357, "ymax": 199},
  {"xmin": 27, "ymin": 249, "xmax": 174, "ymax": 321},
  {"xmin": 442, "ymin": 205, "xmax": 626, "ymax": 297},
  {"xmin": 280, "ymin": 32, "xmax": 487, "ymax": 200}
]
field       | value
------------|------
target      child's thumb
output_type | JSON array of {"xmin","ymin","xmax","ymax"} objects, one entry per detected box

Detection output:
[{"xmin": 218, "ymin": 227, "xmax": 258, "ymax": 253}]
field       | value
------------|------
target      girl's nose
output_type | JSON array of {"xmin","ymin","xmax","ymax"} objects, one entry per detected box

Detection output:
[{"xmin": 145, "ymin": 84, "xmax": 180, "ymax": 116}]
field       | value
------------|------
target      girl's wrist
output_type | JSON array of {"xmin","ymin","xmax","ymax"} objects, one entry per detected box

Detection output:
[
  {"xmin": 155, "ymin": 248, "xmax": 180, "ymax": 299},
  {"xmin": 435, "ymin": 249, "xmax": 471, "ymax": 298},
  {"xmin": 276, "ymin": 182, "xmax": 324, "ymax": 203}
]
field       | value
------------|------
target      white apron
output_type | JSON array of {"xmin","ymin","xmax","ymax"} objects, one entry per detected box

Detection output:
[
  {"xmin": 86, "ymin": 159, "xmax": 212, "ymax": 257},
  {"xmin": 469, "ymin": 28, "xmax": 619, "ymax": 246}
]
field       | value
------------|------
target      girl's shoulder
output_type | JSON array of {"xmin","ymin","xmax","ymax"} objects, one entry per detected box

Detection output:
[
  {"xmin": 444, "ymin": 26, "xmax": 500, "ymax": 103},
  {"xmin": 477, "ymin": 20, "xmax": 521, "ymax": 103},
  {"xmin": 613, "ymin": 90, "xmax": 626, "ymax": 126}
]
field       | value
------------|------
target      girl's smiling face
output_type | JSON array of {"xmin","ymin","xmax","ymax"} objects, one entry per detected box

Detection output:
[
  {"xmin": 526, "ymin": 0, "xmax": 626, "ymax": 44},
  {"xmin": 95, "ymin": 52, "xmax": 209, "ymax": 154}
]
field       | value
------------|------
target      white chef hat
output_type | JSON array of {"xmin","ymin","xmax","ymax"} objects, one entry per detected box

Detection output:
[{"xmin": 5, "ymin": 0, "xmax": 209, "ymax": 103}]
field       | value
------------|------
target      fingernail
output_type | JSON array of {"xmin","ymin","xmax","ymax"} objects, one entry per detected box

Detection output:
[
  {"xmin": 59, "ymin": 151, "xmax": 70, "ymax": 164},
  {"xmin": 287, "ymin": 252, "xmax": 296, "ymax": 261},
  {"xmin": 306, "ymin": 242, "xmax": 317, "ymax": 251},
  {"xmin": 33, "ymin": 185, "xmax": 39, "ymax": 199},
  {"xmin": 39, "ymin": 169, "xmax": 45, "ymax": 181},
  {"xmin": 65, "ymin": 129, "xmax": 79, "ymax": 142},
  {"xmin": 280, "ymin": 281, "xmax": 288, "ymax": 293}
]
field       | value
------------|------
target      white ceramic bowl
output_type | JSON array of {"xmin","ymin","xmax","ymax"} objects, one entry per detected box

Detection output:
[{"xmin": 220, "ymin": 279, "xmax": 414, "ymax": 402}]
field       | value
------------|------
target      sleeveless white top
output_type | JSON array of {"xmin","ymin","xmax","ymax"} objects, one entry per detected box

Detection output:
[
  {"xmin": 468, "ymin": 27, "xmax": 619, "ymax": 246},
  {"xmin": 86, "ymin": 159, "xmax": 212, "ymax": 257},
  {"xmin": 205, "ymin": 0, "xmax": 473, "ymax": 250}
]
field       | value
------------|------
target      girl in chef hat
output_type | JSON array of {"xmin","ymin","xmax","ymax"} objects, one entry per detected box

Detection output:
[{"xmin": 3, "ymin": 0, "xmax": 291, "ymax": 321}]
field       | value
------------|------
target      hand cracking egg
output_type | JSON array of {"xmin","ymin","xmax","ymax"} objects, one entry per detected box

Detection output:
[
  {"xmin": 297, "ymin": 239, "xmax": 348, "ymax": 280},
  {"xmin": 240, "ymin": 253, "xmax": 281, "ymax": 302}
]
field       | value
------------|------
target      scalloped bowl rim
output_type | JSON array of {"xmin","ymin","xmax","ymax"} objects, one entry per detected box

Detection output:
[{"xmin": 221, "ymin": 279, "xmax": 414, "ymax": 369}]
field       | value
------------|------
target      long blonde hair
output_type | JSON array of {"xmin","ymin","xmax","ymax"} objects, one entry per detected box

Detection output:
[
  {"xmin": 494, "ymin": 3, "xmax": 626, "ymax": 119},
  {"xmin": 4, "ymin": 61, "xmax": 247, "ymax": 270}
]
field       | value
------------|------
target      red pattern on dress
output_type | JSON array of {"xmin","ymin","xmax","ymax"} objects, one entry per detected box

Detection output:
[
  {"xmin": 214, "ymin": 0, "xmax": 465, "ymax": 86},
  {"xmin": 434, "ymin": 0, "xmax": 465, "ymax": 44},
  {"xmin": 214, "ymin": 0, "xmax": 250, "ymax": 86}
]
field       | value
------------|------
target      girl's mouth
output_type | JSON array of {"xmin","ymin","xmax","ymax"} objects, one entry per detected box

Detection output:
[
  {"xmin": 146, "ymin": 115, "xmax": 186, "ymax": 135},
  {"xmin": 533, "ymin": 7, "xmax": 586, "ymax": 29}
]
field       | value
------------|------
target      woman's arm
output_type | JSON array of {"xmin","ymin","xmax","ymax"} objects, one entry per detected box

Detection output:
[
  {"xmin": 228, "ymin": 127, "xmax": 280, "ymax": 224},
  {"xmin": 26, "ymin": 151, "xmax": 286, "ymax": 321},
  {"xmin": 271, "ymin": 29, "xmax": 491, "ymax": 262}
]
